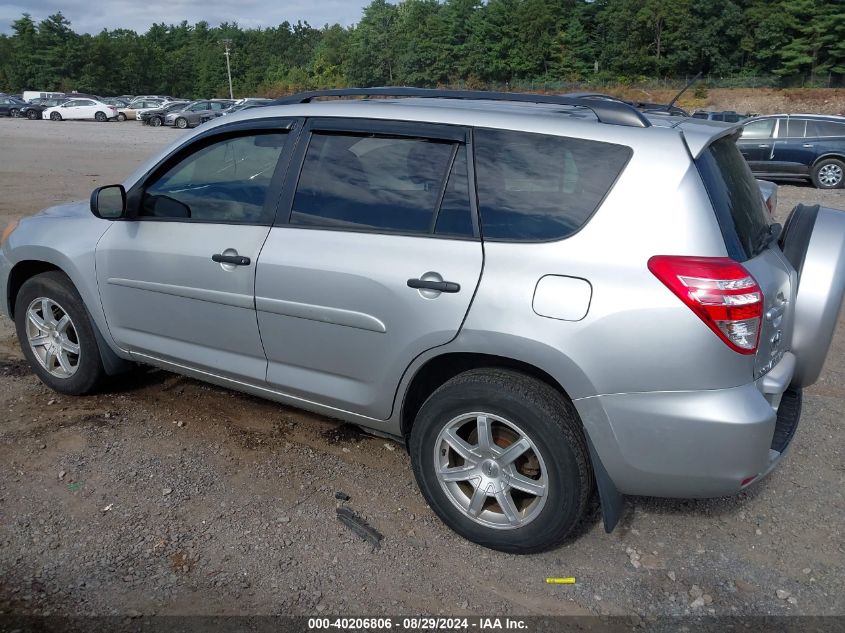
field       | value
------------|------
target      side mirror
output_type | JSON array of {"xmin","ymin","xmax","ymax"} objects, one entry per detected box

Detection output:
[{"xmin": 90, "ymin": 185, "xmax": 126, "ymax": 219}]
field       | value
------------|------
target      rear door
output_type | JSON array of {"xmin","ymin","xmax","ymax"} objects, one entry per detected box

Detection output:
[
  {"xmin": 771, "ymin": 117, "xmax": 815, "ymax": 176},
  {"xmin": 254, "ymin": 118, "xmax": 483, "ymax": 420}
]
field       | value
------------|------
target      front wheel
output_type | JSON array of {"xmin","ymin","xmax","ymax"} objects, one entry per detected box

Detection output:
[
  {"xmin": 50, "ymin": 111, "xmax": 62, "ymax": 121},
  {"xmin": 10, "ymin": 108, "xmax": 19, "ymax": 118},
  {"xmin": 14, "ymin": 272, "xmax": 106, "ymax": 395},
  {"xmin": 149, "ymin": 116, "xmax": 162, "ymax": 127},
  {"xmin": 812, "ymin": 158, "xmax": 844, "ymax": 189},
  {"xmin": 117, "ymin": 112, "xmax": 126, "ymax": 122},
  {"xmin": 27, "ymin": 109, "xmax": 39, "ymax": 120},
  {"xmin": 409, "ymin": 369, "xmax": 593, "ymax": 553},
  {"xmin": 175, "ymin": 117, "xmax": 188, "ymax": 129}
]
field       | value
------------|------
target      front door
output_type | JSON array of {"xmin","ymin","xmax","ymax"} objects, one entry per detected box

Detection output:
[
  {"xmin": 96, "ymin": 123, "xmax": 299, "ymax": 382},
  {"xmin": 254, "ymin": 119, "xmax": 483, "ymax": 419},
  {"xmin": 737, "ymin": 118, "xmax": 776, "ymax": 173}
]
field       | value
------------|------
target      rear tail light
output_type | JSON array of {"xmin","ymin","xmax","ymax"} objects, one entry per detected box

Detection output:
[{"xmin": 648, "ymin": 256, "xmax": 763, "ymax": 355}]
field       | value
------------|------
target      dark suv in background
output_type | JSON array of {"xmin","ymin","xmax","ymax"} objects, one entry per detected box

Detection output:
[{"xmin": 737, "ymin": 114, "xmax": 845, "ymax": 188}]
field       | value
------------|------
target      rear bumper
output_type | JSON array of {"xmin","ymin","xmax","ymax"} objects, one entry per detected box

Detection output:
[{"xmin": 576, "ymin": 352, "xmax": 800, "ymax": 498}]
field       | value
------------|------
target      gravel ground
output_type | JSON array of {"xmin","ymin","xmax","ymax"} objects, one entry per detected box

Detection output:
[{"xmin": 0, "ymin": 118, "xmax": 843, "ymax": 618}]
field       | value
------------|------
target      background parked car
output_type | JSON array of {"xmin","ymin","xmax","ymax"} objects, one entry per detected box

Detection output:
[
  {"xmin": 737, "ymin": 114, "xmax": 845, "ymax": 189},
  {"xmin": 0, "ymin": 96, "xmax": 27, "ymax": 117},
  {"xmin": 219, "ymin": 98, "xmax": 271, "ymax": 116},
  {"xmin": 691, "ymin": 110, "xmax": 751, "ymax": 122},
  {"xmin": 139, "ymin": 101, "xmax": 189, "ymax": 127},
  {"xmin": 42, "ymin": 98, "xmax": 118, "ymax": 122},
  {"xmin": 117, "ymin": 98, "xmax": 166, "ymax": 121},
  {"xmin": 163, "ymin": 99, "xmax": 234, "ymax": 129},
  {"xmin": 103, "ymin": 98, "xmax": 130, "ymax": 109},
  {"xmin": 18, "ymin": 97, "xmax": 68, "ymax": 120}
]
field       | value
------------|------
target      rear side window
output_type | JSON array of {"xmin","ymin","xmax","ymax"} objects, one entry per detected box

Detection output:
[
  {"xmin": 291, "ymin": 132, "xmax": 473, "ymax": 236},
  {"xmin": 696, "ymin": 135, "xmax": 771, "ymax": 261},
  {"xmin": 473, "ymin": 129, "xmax": 631, "ymax": 241},
  {"xmin": 813, "ymin": 120, "xmax": 845, "ymax": 137}
]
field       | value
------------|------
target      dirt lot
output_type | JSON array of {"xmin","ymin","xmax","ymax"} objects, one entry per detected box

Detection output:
[{"xmin": 0, "ymin": 118, "xmax": 843, "ymax": 619}]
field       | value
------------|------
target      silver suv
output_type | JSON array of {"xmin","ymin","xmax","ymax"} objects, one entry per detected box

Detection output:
[{"xmin": 2, "ymin": 88, "xmax": 844, "ymax": 553}]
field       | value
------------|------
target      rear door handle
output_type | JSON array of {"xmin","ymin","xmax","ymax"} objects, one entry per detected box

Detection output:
[
  {"xmin": 407, "ymin": 278, "xmax": 460, "ymax": 293},
  {"xmin": 802, "ymin": 144, "xmax": 814, "ymax": 148},
  {"xmin": 212, "ymin": 253, "xmax": 251, "ymax": 266}
]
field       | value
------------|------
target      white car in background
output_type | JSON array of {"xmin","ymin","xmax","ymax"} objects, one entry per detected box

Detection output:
[{"xmin": 42, "ymin": 98, "xmax": 117, "ymax": 122}]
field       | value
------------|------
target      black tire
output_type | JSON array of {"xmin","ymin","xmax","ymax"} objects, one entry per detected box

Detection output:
[
  {"xmin": 150, "ymin": 116, "xmax": 162, "ymax": 127},
  {"xmin": 175, "ymin": 117, "xmax": 188, "ymax": 129},
  {"xmin": 94, "ymin": 111, "xmax": 107, "ymax": 122},
  {"xmin": 117, "ymin": 112, "xmax": 126, "ymax": 122},
  {"xmin": 14, "ymin": 271, "xmax": 106, "ymax": 395},
  {"xmin": 10, "ymin": 108, "xmax": 19, "ymax": 118},
  {"xmin": 409, "ymin": 369, "xmax": 593, "ymax": 553},
  {"xmin": 811, "ymin": 158, "xmax": 845, "ymax": 189},
  {"xmin": 26, "ymin": 109, "xmax": 39, "ymax": 120},
  {"xmin": 50, "ymin": 111, "xmax": 62, "ymax": 121}
]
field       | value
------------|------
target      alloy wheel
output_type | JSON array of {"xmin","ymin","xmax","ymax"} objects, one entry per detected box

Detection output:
[
  {"xmin": 819, "ymin": 163, "xmax": 843, "ymax": 187},
  {"xmin": 434, "ymin": 412, "xmax": 548, "ymax": 529},
  {"xmin": 25, "ymin": 297, "xmax": 81, "ymax": 379}
]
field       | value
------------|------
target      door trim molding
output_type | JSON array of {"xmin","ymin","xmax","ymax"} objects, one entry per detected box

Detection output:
[
  {"xmin": 107, "ymin": 277, "xmax": 254, "ymax": 309},
  {"xmin": 255, "ymin": 296, "xmax": 387, "ymax": 333}
]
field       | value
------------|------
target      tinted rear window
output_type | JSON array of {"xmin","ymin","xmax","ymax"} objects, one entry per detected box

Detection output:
[
  {"xmin": 696, "ymin": 135, "xmax": 771, "ymax": 261},
  {"xmin": 474, "ymin": 129, "xmax": 631, "ymax": 241}
]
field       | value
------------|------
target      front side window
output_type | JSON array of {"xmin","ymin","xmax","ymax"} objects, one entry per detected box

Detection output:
[
  {"xmin": 741, "ymin": 119, "xmax": 775, "ymax": 139},
  {"xmin": 140, "ymin": 132, "xmax": 289, "ymax": 223},
  {"xmin": 290, "ymin": 132, "xmax": 471, "ymax": 236},
  {"xmin": 474, "ymin": 129, "xmax": 631, "ymax": 241}
]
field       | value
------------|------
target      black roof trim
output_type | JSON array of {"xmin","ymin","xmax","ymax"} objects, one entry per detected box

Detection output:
[{"xmin": 270, "ymin": 87, "xmax": 651, "ymax": 128}]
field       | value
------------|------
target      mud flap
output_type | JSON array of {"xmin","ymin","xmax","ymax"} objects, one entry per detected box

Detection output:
[
  {"xmin": 586, "ymin": 433, "xmax": 624, "ymax": 533},
  {"xmin": 780, "ymin": 204, "xmax": 845, "ymax": 388}
]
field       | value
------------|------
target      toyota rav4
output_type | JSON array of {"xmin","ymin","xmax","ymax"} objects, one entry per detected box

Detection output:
[{"xmin": 2, "ymin": 88, "xmax": 844, "ymax": 553}]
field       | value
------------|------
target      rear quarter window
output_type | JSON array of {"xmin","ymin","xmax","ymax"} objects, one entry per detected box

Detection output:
[{"xmin": 473, "ymin": 129, "xmax": 631, "ymax": 241}]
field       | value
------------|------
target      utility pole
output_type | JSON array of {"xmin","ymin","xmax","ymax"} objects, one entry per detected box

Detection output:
[{"xmin": 221, "ymin": 39, "xmax": 234, "ymax": 100}]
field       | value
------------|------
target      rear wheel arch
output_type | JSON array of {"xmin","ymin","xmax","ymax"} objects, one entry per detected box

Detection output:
[
  {"xmin": 400, "ymin": 352, "xmax": 575, "ymax": 439},
  {"xmin": 812, "ymin": 153, "xmax": 845, "ymax": 167}
]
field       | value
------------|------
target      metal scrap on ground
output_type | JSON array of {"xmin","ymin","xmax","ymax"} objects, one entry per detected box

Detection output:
[{"xmin": 336, "ymin": 506, "xmax": 383, "ymax": 550}]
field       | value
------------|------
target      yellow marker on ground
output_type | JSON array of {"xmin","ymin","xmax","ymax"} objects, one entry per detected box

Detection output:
[{"xmin": 545, "ymin": 577, "xmax": 576, "ymax": 584}]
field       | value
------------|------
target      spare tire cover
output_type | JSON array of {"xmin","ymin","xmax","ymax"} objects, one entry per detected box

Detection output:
[{"xmin": 781, "ymin": 205, "xmax": 845, "ymax": 388}]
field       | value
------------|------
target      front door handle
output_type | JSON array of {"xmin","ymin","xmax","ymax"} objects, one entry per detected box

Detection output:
[
  {"xmin": 212, "ymin": 253, "xmax": 251, "ymax": 266},
  {"xmin": 407, "ymin": 278, "xmax": 460, "ymax": 293}
]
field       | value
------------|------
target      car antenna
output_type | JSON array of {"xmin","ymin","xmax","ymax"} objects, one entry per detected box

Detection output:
[{"xmin": 666, "ymin": 71, "xmax": 703, "ymax": 110}]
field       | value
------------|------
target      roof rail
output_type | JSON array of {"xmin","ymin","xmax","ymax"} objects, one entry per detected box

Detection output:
[{"xmin": 270, "ymin": 87, "xmax": 651, "ymax": 128}]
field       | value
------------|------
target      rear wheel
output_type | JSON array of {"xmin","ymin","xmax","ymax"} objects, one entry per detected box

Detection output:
[
  {"xmin": 811, "ymin": 158, "xmax": 844, "ymax": 189},
  {"xmin": 176, "ymin": 117, "xmax": 188, "ymax": 129},
  {"xmin": 26, "ymin": 109, "xmax": 39, "ymax": 120},
  {"xmin": 117, "ymin": 112, "xmax": 126, "ymax": 122},
  {"xmin": 50, "ymin": 111, "xmax": 62, "ymax": 121},
  {"xmin": 150, "ymin": 116, "xmax": 162, "ymax": 127},
  {"xmin": 94, "ymin": 111, "xmax": 107, "ymax": 122},
  {"xmin": 14, "ymin": 272, "xmax": 106, "ymax": 395},
  {"xmin": 409, "ymin": 369, "xmax": 593, "ymax": 553},
  {"xmin": 10, "ymin": 108, "xmax": 19, "ymax": 118}
]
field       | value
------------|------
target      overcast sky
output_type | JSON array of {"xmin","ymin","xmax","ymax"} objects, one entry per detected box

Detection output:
[{"xmin": 0, "ymin": 0, "xmax": 375, "ymax": 34}]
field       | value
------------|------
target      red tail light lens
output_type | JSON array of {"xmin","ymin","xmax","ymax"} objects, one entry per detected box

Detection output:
[{"xmin": 648, "ymin": 256, "xmax": 763, "ymax": 355}]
